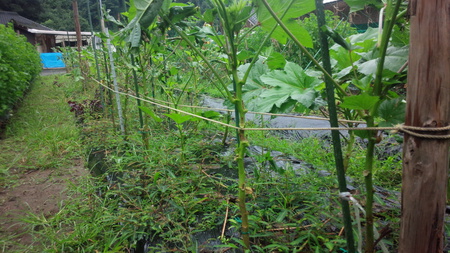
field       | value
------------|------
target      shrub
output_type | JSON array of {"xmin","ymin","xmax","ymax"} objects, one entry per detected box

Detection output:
[{"xmin": 0, "ymin": 24, "xmax": 42, "ymax": 116}]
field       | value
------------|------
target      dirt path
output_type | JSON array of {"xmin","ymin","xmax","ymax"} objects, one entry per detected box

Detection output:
[
  {"xmin": 0, "ymin": 72, "xmax": 88, "ymax": 252},
  {"xmin": 0, "ymin": 161, "xmax": 86, "ymax": 251}
]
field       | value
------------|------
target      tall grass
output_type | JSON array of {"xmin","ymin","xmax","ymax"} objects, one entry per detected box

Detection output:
[{"xmin": 0, "ymin": 74, "xmax": 82, "ymax": 187}]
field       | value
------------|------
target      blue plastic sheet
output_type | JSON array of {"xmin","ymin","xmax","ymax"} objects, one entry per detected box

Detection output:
[{"xmin": 40, "ymin": 53, "xmax": 66, "ymax": 68}]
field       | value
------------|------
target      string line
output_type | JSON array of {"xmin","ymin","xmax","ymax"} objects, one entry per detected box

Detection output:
[{"xmin": 94, "ymin": 80, "xmax": 450, "ymax": 139}]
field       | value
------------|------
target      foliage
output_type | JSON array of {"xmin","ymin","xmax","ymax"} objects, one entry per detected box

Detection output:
[
  {"xmin": 0, "ymin": 0, "xmax": 43, "ymax": 20},
  {"xmin": 68, "ymin": 99, "xmax": 103, "ymax": 123},
  {"xmin": 1, "ymin": 0, "xmax": 415, "ymax": 251},
  {"xmin": 255, "ymin": 0, "xmax": 315, "ymax": 47},
  {"xmin": 0, "ymin": 75, "xmax": 82, "ymax": 188},
  {"xmin": 0, "ymin": 24, "xmax": 41, "ymax": 117},
  {"xmin": 1, "ymin": 0, "xmax": 126, "ymax": 31},
  {"xmin": 241, "ymin": 59, "xmax": 324, "ymax": 114},
  {"xmin": 38, "ymin": 0, "xmax": 88, "ymax": 30},
  {"xmin": 279, "ymin": 10, "xmax": 358, "ymax": 66},
  {"xmin": 22, "ymin": 113, "xmax": 354, "ymax": 252}
]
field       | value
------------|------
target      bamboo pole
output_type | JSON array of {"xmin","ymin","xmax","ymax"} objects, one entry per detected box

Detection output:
[
  {"xmin": 98, "ymin": 0, "xmax": 126, "ymax": 135},
  {"xmin": 315, "ymin": 1, "xmax": 355, "ymax": 252}
]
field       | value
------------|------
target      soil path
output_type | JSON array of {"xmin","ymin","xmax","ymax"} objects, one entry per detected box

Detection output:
[
  {"xmin": 0, "ymin": 71, "xmax": 87, "ymax": 252},
  {"xmin": 0, "ymin": 161, "xmax": 86, "ymax": 251}
]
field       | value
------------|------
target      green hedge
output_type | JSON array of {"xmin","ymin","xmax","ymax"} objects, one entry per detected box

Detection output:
[{"xmin": 0, "ymin": 24, "xmax": 42, "ymax": 116}]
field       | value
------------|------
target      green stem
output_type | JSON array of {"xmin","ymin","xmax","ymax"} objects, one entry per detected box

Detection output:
[
  {"xmin": 373, "ymin": 0, "xmax": 402, "ymax": 97},
  {"xmin": 364, "ymin": 118, "xmax": 376, "ymax": 253},
  {"xmin": 178, "ymin": 125, "xmax": 186, "ymax": 163},
  {"xmin": 343, "ymin": 130, "xmax": 355, "ymax": 171},
  {"xmin": 236, "ymin": 135, "xmax": 250, "ymax": 248},
  {"xmin": 364, "ymin": 1, "xmax": 402, "ymax": 252},
  {"xmin": 131, "ymin": 54, "xmax": 149, "ymax": 150},
  {"xmin": 315, "ymin": 1, "xmax": 355, "ymax": 252},
  {"xmin": 230, "ymin": 31, "xmax": 250, "ymax": 253},
  {"xmin": 102, "ymin": 51, "xmax": 116, "ymax": 128},
  {"xmin": 86, "ymin": 0, "xmax": 105, "ymax": 114},
  {"xmin": 211, "ymin": 0, "xmax": 251, "ymax": 247},
  {"xmin": 222, "ymin": 112, "xmax": 231, "ymax": 146}
]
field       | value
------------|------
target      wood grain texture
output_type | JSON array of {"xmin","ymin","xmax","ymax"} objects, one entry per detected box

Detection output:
[{"xmin": 399, "ymin": 0, "xmax": 450, "ymax": 252}]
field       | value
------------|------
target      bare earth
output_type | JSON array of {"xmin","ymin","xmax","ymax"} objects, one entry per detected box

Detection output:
[
  {"xmin": 0, "ymin": 160, "xmax": 87, "ymax": 252},
  {"xmin": 0, "ymin": 160, "xmax": 86, "ymax": 251}
]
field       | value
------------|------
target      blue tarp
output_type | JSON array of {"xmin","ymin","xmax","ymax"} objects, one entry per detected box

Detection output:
[{"xmin": 40, "ymin": 52, "xmax": 65, "ymax": 68}]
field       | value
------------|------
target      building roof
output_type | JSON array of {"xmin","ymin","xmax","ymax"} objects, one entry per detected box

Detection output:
[
  {"xmin": 27, "ymin": 29, "xmax": 92, "ymax": 36},
  {"xmin": 0, "ymin": 11, "xmax": 52, "ymax": 31}
]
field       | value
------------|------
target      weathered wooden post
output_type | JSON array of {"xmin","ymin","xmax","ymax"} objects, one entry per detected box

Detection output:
[
  {"xmin": 399, "ymin": 0, "xmax": 450, "ymax": 252},
  {"xmin": 72, "ymin": 0, "xmax": 82, "ymax": 52}
]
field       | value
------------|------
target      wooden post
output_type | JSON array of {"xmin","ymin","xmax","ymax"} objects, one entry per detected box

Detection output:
[
  {"xmin": 399, "ymin": 0, "xmax": 450, "ymax": 252},
  {"xmin": 72, "ymin": 0, "xmax": 83, "ymax": 52}
]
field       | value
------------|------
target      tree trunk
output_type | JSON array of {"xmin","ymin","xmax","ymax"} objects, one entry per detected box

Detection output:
[{"xmin": 399, "ymin": 1, "xmax": 450, "ymax": 252}]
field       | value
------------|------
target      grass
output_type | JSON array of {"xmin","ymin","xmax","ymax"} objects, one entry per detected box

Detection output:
[
  {"xmin": 0, "ymin": 75, "xmax": 82, "ymax": 187},
  {"xmin": 1, "ymin": 68, "xmax": 405, "ymax": 252},
  {"xmin": 246, "ymin": 126, "xmax": 403, "ymax": 190}
]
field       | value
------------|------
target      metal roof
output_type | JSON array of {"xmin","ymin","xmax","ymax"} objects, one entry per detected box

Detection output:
[
  {"xmin": 0, "ymin": 11, "xmax": 52, "ymax": 31},
  {"xmin": 27, "ymin": 29, "xmax": 92, "ymax": 36}
]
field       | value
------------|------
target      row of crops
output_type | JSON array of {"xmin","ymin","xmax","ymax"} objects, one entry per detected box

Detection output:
[
  {"xmin": 0, "ymin": 25, "xmax": 41, "ymax": 123},
  {"xmin": 57, "ymin": 0, "xmax": 410, "ymax": 252}
]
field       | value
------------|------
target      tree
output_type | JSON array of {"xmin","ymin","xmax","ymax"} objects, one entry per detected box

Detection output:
[
  {"xmin": 0, "ymin": 0, "xmax": 43, "ymax": 21},
  {"xmin": 38, "ymin": 0, "xmax": 90, "ymax": 30}
]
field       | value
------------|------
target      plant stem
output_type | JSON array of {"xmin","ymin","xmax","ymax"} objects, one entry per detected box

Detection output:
[
  {"xmin": 364, "ymin": 1, "xmax": 402, "ymax": 251},
  {"xmin": 373, "ymin": 0, "xmax": 402, "ymax": 97},
  {"xmin": 222, "ymin": 112, "xmax": 231, "ymax": 146},
  {"xmin": 364, "ymin": 118, "xmax": 376, "ymax": 253},
  {"xmin": 86, "ymin": 0, "xmax": 105, "ymax": 114},
  {"xmin": 343, "ymin": 131, "xmax": 355, "ymax": 171},
  {"xmin": 315, "ymin": 1, "xmax": 355, "ymax": 252},
  {"xmin": 178, "ymin": 125, "xmax": 186, "ymax": 163},
  {"xmin": 131, "ymin": 55, "xmax": 149, "ymax": 150}
]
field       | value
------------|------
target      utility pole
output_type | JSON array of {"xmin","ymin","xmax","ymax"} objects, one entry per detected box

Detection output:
[
  {"xmin": 399, "ymin": 0, "xmax": 450, "ymax": 252},
  {"xmin": 72, "ymin": 0, "xmax": 82, "ymax": 52}
]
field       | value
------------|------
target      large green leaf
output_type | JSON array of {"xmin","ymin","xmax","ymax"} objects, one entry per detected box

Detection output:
[
  {"xmin": 203, "ymin": 9, "xmax": 216, "ymax": 23},
  {"xmin": 348, "ymin": 27, "xmax": 378, "ymax": 45},
  {"xmin": 330, "ymin": 44, "xmax": 361, "ymax": 71},
  {"xmin": 199, "ymin": 110, "xmax": 223, "ymax": 120},
  {"xmin": 134, "ymin": 0, "xmax": 165, "ymax": 28},
  {"xmin": 329, "ymin": 28, "xmax": 377, "ymax": 78},
  {"xmin": 128, "ymin": 24, "xmax": 142, "ymax": 48},
  {"xmin": 266, "ymin": 51, "xmax": 286, "ymax": 70},
  {"xmin": 377, "ymin": 98, "xmax": 405, "ymax": 127},
  {"xmin": 358, "ymin": 46, "xmax": 409, "ymax": 75},
  {"xmin": 340, "ymin": 93, "xmax": 380, "ymax": 111},
  {"xmin": 240, "ymin": 59, "xmax": 270, "ymax": 111},
  {"xmin": 123, "ymin": 0, "xmax": 165, "ymax": 47},
  {"xmin": 139, "ymin": 106, "xmax": 162, "ymax": 122},
  {"xmin": 160, "ymin": 4, "xmax": 199, "ymax": 28},
  {"xmin": 256, "ymin": 0, "xmax": 314, "ymax": 47},
  {"xmin": 256, "ymin": 62, "xmax": 321, "ymax": 112},
  {"xmin": 165, "ymin": 113, "xmax": 195, "ymax": 125}
]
